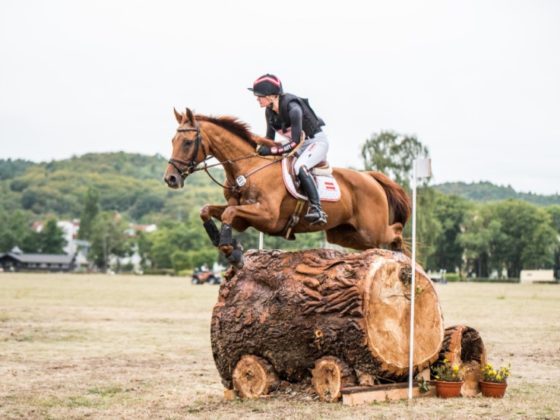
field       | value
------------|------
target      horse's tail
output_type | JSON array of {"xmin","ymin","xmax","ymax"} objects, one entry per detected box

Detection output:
[{"xmin": 367, "ymin": 171, "xmax": 411, "ymax": 226}]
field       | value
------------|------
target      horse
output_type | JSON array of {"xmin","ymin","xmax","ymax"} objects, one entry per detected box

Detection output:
[{"xmin": 164, "ymin": 108, "xmax": 410, "ymax": 266}]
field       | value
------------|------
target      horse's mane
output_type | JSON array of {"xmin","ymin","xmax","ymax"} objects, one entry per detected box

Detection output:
[{"xmin": 195, "ymin": 114, "xmax": 257, "ymax": 148}]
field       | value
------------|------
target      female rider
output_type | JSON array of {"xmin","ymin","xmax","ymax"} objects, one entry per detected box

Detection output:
[{"xmin": 249, "ymin": 74, "xmax": 328, "ymax": 225}]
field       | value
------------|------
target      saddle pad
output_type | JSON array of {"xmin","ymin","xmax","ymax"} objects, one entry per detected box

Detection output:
[{"xmin": 281, "ymin": 159, "xmax": 341, "ymax": 202}]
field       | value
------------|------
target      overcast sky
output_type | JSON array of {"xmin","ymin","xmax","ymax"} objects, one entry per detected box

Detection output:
[{"xmin": 1, "ymin": 1, "xmax": 559, "ymax": 194}]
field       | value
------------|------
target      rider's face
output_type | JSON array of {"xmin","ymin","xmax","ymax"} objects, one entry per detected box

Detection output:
[{"xmin": 256, "ymin": 95, "xmax": 273, "ymax": 108}]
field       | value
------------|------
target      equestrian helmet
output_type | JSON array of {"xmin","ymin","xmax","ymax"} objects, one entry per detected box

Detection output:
[{"xmin": 248, "ymin": 74, "xmax": 283, "ymax": 96}]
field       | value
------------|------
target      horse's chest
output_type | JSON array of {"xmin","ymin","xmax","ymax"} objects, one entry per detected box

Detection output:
[{"xmin": 226, "ymin": 189, "xmax": 258, "ymax": 205}]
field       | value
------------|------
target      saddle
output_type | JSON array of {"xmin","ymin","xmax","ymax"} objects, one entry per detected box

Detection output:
[{"xmin": 281, "ymin": 157, "xmax": 341, "ymax": 202}]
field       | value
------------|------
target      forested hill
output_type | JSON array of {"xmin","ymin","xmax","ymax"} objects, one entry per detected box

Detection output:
[
  {"xmin": 434, "ymin": 181, "xmax": 560, "ymax": 206},
  {"xmin": 1, "ymin": 154, "xmax": 558, "ymax": 224},
  {"xmin": 0, "ymin": 153, "xmax": 225, "ymax": 223}
]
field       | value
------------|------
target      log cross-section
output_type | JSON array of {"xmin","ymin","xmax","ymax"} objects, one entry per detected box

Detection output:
[
  {"xmin": 232, "ymin": 355, "xmax": 279, "ymax": 398},
  {"xmin": 311, "ymin": 356, "xmax": 356, "ymax": 402}
]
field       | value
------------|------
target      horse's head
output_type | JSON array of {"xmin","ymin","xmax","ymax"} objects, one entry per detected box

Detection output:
[{"xmin": 164, "ymin": 107, "xmax": 207, "ymax": 189}]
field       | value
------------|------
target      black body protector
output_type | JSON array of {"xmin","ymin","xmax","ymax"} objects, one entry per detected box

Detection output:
[
  {"xmin": 264, "ymin": 93, "xmax": 325, "ymax": 154},
  {"xmin": 265, "ymin": 93, "xmax": 327, "ymax": 225}
]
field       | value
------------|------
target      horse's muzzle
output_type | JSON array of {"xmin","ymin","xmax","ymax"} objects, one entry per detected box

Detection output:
[{"xmin": 164, "ymin": 172, "xmax": 184, "ymax": 189}]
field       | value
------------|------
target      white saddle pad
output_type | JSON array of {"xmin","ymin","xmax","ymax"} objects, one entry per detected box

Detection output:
[{"xmin": 281, "ymin": 159, "xmax": 341, "ymax": 202}]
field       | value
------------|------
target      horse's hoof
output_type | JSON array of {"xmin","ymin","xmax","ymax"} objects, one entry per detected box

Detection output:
[
  {"xmin": 219, "ymin": 244, "xmax": 234, "ymax": 255},
  {"xmin": 228, "ymin": 248, "xmax": 244, "ymax": 269}
]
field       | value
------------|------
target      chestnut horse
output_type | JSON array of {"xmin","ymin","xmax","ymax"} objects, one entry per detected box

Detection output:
[{"xmin": 164, "ymin": 108, "xmax": 410, "ymax": 266}]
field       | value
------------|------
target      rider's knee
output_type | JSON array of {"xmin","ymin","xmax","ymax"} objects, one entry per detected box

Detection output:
[{"xmin": 297, "ymin": 165, "xmax": 309, "ymax": 178}]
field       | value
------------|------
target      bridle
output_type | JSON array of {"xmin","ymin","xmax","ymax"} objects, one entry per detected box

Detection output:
[
  {"xmin": 167, "ymin": 126, "xmax": 205, "ymax": 177},
  {"xmin": 168, "ymin": 124, "xmax": 282, "ymax": 192}
]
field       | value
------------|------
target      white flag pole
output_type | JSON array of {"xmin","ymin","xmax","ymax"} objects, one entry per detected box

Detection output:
[
  {"xmin": 259, "ymin": 231, "xmax": 264, "ymax": 250},
  {"xmin": 407, "ymin": 160, "xmax": 418, "ymax": 399},
  {"xmin": 407, "ymin": 158, "xmax": 431, "ymax": 400}
]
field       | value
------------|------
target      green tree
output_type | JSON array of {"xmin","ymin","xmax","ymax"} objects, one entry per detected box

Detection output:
[
  {"xmin": 545, "ymin": 206, "xmax": 560, "ymax": 279},
  {"xmin": 0, "ymin": 209, "xmax": 38, "ymax": 252},
  {"xmin": 492, "ymin": 201, "xmax": 556, "ymax": 277},
  {"xmin": 171, "ymin": 250, "xmax": 191, "ymax": 272},
  {"xmin": 37, "ymin": 218, "xmax": 66, "ymax": 253},
  {"xmin": 361, "ymin": 131, "xmax": 429, "ymax": 188},
  {"xmin": 407, "ymin": 187, "xmax": 442, "ymax": 269},
  {"xmin": 462, "ymin": 201, "xmax": 557, "ymax": 278},
  {"xmin": 89, "ymin": 212, "xmax": 131, "ymax": 270},
  {"xmin": 129, "ymin": 193, "xmax": 165, "ymax": 220},
  {"xmin": 146, "ymin": 220, "xmax": 209, "ymax": 269},
  {"xmin": 78, "ymin": 187, "xmax": 99, "ymax": 240},
  {"xmin": 460, "ymin": 205, "xmax": 505, "ymax": 278},
  {"xmin": 431, "ymin": 193, "xmax": 471, "ymax": 273}
]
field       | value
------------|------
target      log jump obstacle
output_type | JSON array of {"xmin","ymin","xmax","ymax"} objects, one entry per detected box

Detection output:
[{"xmin": 210, "ymin": 248, "xmax": 487, "ymax": 403}]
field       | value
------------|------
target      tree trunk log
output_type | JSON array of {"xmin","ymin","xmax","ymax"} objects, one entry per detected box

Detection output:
[
  {"xmin": 435, "ymin": 325, "xmax": 486, "ymax": 396},
  {"xmin": 211, "ymin": 248, "xmax": 444, "ymax": 390}
]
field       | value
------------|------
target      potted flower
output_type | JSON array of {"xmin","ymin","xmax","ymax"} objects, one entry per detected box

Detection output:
[
  {"xmin": 480, "ymin": 363, "xmax": 510, "ymax": 398},
  {"xmin": 432, "ymin": 358, "xmax": 464, "ymax": 398}
]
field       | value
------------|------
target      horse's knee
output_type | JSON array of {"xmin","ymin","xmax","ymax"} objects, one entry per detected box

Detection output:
[{"xmin": 200, "ymin": 205, "xmax": 211, "ymax": 221}]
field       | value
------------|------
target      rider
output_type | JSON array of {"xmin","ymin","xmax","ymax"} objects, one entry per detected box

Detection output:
[{"xmin": 249, "ymin": 74, "xmax": 328, "ymax": 225}]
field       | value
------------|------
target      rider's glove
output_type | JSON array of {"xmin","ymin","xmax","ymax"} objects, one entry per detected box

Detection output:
[{"xmin": 257, "ymin": 145, "xmax": 273, "ymax": 156}]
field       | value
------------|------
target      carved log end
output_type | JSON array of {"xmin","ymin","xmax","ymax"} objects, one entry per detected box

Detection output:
[
  {"xmin": 232, "ymin": 355, "xmax": 279, "ymax": 399},
  {"xmin": 311, "ymin": 356, "xmax": 356, "ymax": 402}
]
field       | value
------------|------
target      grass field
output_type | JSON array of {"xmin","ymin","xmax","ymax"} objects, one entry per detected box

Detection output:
[{"xmin": 1, "ymin": 272, "xmax": 559, "ymax": 419}]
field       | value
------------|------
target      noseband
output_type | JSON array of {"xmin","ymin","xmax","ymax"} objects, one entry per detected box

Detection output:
[{"xmin": 168, "ymin": 126, "xmax": 206, "ymax": 178}]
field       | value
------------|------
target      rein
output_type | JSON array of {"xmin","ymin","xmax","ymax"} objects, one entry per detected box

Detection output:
[{"xmin": 168, "ymin": 126, "xmax": 283, "ymax": 192}]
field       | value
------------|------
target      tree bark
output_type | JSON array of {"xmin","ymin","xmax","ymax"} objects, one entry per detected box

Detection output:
[{"xmin": 211, "ymin": 248, "xmax": 444, "ymax": 390}]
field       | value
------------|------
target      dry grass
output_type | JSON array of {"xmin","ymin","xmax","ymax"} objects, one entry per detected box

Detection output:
[{"xmin": 1, "ymin": 273, "xmax": 559, "ymax": 419}]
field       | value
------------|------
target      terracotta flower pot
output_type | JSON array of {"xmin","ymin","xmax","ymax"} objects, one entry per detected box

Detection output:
[
  {"xmin": 434, "ymin": 380, "xmax": 463, "ymax": 398},
  {"xmin": 479, "ymin": 381, "xmax": 507, "ymax": 398}
]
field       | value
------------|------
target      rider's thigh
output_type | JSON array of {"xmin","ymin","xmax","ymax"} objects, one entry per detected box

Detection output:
[{"xmin": 294, "ymin": 141, "xmax": 329, "ymax": 174}]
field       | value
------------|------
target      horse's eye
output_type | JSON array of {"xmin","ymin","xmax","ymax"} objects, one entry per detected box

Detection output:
[{"xmin": 182, "ymin": 140, "xmax": 191, "ymax": 150}]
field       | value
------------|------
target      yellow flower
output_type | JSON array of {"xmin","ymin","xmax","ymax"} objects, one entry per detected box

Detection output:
[{"xmin": 452, "ymin": 365, "xmax": 459, "ymax": 373}]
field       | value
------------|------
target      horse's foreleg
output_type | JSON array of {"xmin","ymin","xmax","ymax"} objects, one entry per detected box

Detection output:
[
  {"xmin": 200, "ymin": 204, "xmax": 227, "ymax": 247},
  {"xmin": 217, "ymin": 202, "xmax": 278, "ymax": 266},
  {"xmin": 200, "ymin": 204, "xmax": 244, "ymax": 267}
]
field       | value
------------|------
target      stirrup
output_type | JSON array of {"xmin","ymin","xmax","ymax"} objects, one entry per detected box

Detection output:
[{"xmin": 304, "ymin": 208, "xmax": 327, "ymax": 225}]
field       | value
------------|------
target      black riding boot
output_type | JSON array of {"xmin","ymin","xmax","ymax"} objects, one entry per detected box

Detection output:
[{"xmin": 298, "ymin": 167, "xmax": 327, "ymax": 225}]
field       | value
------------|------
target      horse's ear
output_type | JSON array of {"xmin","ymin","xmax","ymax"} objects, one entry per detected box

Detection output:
[
  {"xmin": 186, "ymin": 108, "xmax": 196, "ymax": 125},
  {"xmin": 173, "ymin": 108, "xmax": 183, "ymax": 124}
]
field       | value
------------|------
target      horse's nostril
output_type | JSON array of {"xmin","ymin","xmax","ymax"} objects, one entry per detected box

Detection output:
[{"xmin": 165, "ymin": 175, "xmax": 177, "ymax": 186}]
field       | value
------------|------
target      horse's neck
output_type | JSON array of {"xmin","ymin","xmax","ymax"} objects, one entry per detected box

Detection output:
[{"xmin": 201, "ymin": 122, "xmax": 257, "ymax": 177}]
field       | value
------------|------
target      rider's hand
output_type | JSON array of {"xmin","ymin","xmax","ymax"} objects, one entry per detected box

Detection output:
[{"xmin": 257, "ymin": 145, "xmax": 272, "ymax": 156}]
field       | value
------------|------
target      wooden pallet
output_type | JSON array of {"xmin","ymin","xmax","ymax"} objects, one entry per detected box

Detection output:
[{"xmin": 341, "ymin": 382, "xmax": 435, "ymax": 406}]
